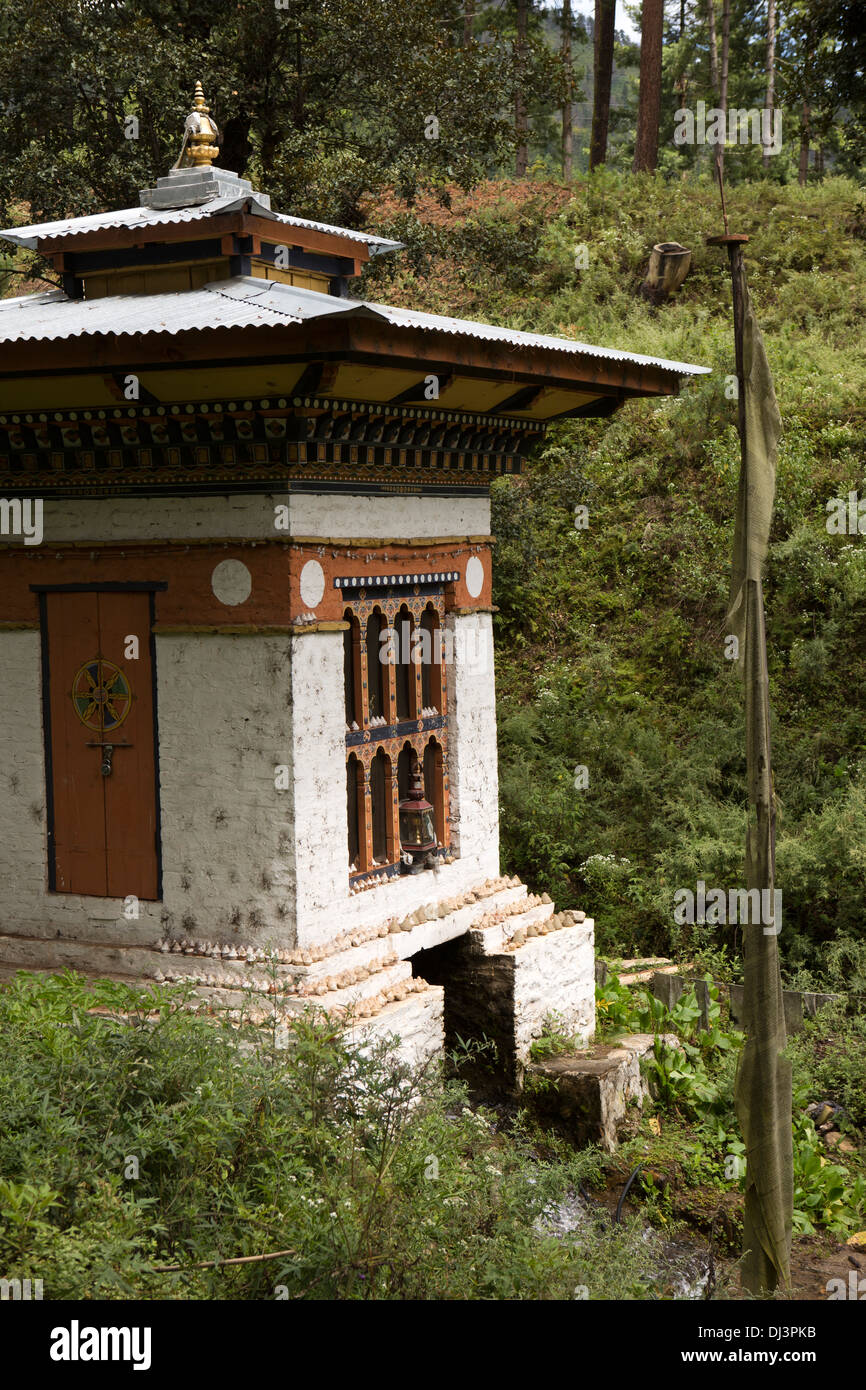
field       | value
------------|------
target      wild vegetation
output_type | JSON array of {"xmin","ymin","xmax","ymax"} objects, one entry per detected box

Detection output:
[
  {"xmin": 0, "ymin": 972, "xmax": 663, "ymax": 1300},
  {"xmin": 2, "ymin": 963, "xmax": 860, "ymax": 1299},
  {"xmin": 1, "ymin": 1, "xmax": 864, "ymax": 1298},
  {"xmin": 362, "ymin": 169, "xmax": 866, "ymax": 988}
]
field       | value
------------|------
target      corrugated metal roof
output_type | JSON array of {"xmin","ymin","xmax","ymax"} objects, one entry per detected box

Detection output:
[
  {"xmin": 364, "ymin": 296, "xmax": 711, "ymax": 375},
  {"xmin": 0, "ymin": 279, "xmax": 366, "ymax": 342},
  {"xmin": 0, "ymin": 197, "xmax": 403, "ymax": 254},
  {"xmin": 0, "ymin": 276, "xmax": 711, "ymax": 376}
]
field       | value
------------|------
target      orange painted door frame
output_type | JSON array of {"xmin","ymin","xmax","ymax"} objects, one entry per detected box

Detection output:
[{"xmin": 37, "ymin": 584, "xmax": 163, "ymax": 900}]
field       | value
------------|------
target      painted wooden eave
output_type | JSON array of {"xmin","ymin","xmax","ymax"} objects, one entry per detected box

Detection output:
[{"xmin": 0, "ymin": 278, "xmax": 709, "ymax": 420}]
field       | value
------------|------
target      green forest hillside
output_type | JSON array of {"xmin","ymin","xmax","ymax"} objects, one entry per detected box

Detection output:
[{"xmin": 363, "ymin": 171, "xmax": 866, "ymax": 987}]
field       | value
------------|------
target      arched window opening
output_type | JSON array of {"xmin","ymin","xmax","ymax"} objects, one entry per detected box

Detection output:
[
  {"xmin": 370, "ymin": 749, "xmax": 389, "ymax": 864},
  {"xmin": 397, "ymin": 743, "xmax": 414, "ymax": 806},
  {"xmin": 424, "ymin": 737, "xmax": 446, "ymax": 848},
  {"xmin": 342, "ymin": 590, "xmax": 452, "ymax": 880},
  {"xmin": 395, "ymin": 603, "xmax": 413, "ymax": 722},
  {"xmin": 365, "ymin": 609, "xmax": 386, "ymax": 721},
  {"xmin": 346, "ymin": 754, "xmax": 361, "ymax": 872},
  {"xmin": 343, "ymin": 610, "xmax": 361, "ymax": 728},
  {"xmin": 421, "ymin": 606, "xmax": 443, "ymax": 714}
]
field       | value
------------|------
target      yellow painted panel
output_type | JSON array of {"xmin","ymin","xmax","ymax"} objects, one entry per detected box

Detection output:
[
  {"xmin": 143, "ymin": 267, "xmax": 190, "ymax": 294},
  {"xmin": 109, "ymin": 271, "xmax": 146, "ymax": 295},
  {"xmin": 188, "ymin": 263, "xmax": 221, "ymax": 290},
  {"xmin": 330, "ymin": 364, "xmax": 425, "ymax": 401},
  {"xmin": 136, "ymin": 364, "xmax": 312, "ymax": 400},
  {"xmin": 433, "ymin": 379, "xmax": 527, "ymax": 412},
  {"xmin": 287, "ymin": 271, "xmax": 331, "ymax": 292},
  {"xmin": 83, "ymin": 260, "xmax": 235, "ymax": 297},
  {"xmin": 515, "ymin": 389, "xmax": 601, "ymax": 419},
  {"xmin": 0, "ymin": 376, "xmax": 131, "ymax": 410},
  {"xmin": 0, "ymin": 364, "xmax": 311, "ymax": 412}
]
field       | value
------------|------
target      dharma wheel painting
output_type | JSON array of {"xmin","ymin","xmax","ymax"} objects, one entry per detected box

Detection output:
[{"xmin": 71, "ymin": 659, "xmax": 133, "ymax": 733}]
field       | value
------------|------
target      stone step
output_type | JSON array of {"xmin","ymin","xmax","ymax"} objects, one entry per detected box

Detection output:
[
  {"xmin": 287, "ymin": 958, "xmax": 413, "ymax": 1011},
  {"xmin": 0, "ymin": 932, "xmax": 305, "ymax": 990},
  {"xmin": 0, "ymin": 932, "xmax": 167, "ymax": 981},
  {"xmin": 152, "ymin": 954, "xmax": 411, "ymax": 1009},
  {"xmin": 191, "ymin": 969, "xmax": 431, "ymax": 1026},
  {"xmin": 345, "ymin": 984, "xmax": 445, "ymax": 1069},
  {"xmin": 0, "ymin": 931, "xmax": 416, "ymax": 1009},
  {"xmin": 0, "ymin": 877, "xmax": 529, "ymax": 983},
  {"xmin": 469, "ymin": 899, "xmax": 555, "ymax": 954}
]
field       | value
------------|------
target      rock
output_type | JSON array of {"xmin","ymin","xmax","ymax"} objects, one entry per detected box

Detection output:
[{"xmin": 807, "ymin": 1101, "xmax": 837, "ymax": 1126}]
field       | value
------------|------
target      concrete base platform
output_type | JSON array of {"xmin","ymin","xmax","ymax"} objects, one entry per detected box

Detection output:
[{"xmin": 0, "ymin": 875, "xmax": 595, "ymax": 1087}]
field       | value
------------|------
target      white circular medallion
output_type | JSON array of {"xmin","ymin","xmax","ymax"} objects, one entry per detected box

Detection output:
[
  {"xmin": 465, "ymin": 555, "xmax": 484, "ymax": 599},
  {"xmin": 299, "ymin": 559, "xmax": 325, "ymax": 609},
  {"xmin": 211, "ymin": 559, "xmax": 252, "ymax": 607}
]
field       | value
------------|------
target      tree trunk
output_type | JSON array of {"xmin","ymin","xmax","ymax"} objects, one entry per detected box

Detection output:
[
  {"xmin": 589, "ymin": 0, "xmax": 616, "ymax": 170},
  {"xmin": 220, "ymin": 116, "xmax": 253, "ymax": 178},
  {"xmin": 562, "ymin": 0, "xmax": 573, "ymax": 180},
  {"xmin": 763, "ymin": 0, "xmax": 776, "ymax": 169},
  {"xmin": 463, "ymin": 0, "xmax": 474, "ymax": 45},
  {"xmin": 816, "ymin": 144, "xmax": 824, "ymax": 178},
  {"xmin": 707, "ymin": 0, "xmax": 719, "ymax": 97},
  {"xmin": 633, "ymin": 0, "xmax": 664, "ymax": 173},
  {"xmin": 798, "ymin": 101, "xmax": 811, "ymax": 184},
  {"xmin": 717, "ymin": 0, "xmax": 730, "ymax": 180},
  {"xmin": 515, "ymin": 0, "xmax": 529, "ymax": 177}
]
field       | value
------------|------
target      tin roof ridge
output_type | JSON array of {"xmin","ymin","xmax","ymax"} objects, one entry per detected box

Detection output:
[{"xmin": 0, "ymin": 273, "xmax": 711, "ymax": 374}]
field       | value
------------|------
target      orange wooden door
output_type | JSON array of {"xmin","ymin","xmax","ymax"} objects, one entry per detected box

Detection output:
[{"xmin": 43, "ymin": 590, "xmax": 160, "ymax": 899}]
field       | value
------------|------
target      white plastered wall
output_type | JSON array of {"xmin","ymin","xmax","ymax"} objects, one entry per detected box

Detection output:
[
  {"xmin": 38, "ymin": 493, "xmax": 491, "ymax": 544},
  {"xmin": 0, "ymin": 628, "xmax": 296, "ymax": 945},
  {"xmin": 287, "ymin": 493, "xmax": 491, "ymax": 539},
  {"xmin": 445, "ymin": 612, "xmax": 499, "ymax": 872},
  {"xmin": 291, "ymin": 614, "xmax": 501, "ymax": 951},
  {"xmin": 155, "ymin": 632, "xmax": 294, "ymax": 941},
  {"xmin": 0, "ymin": 491, "xmax": 499, "ymax": 953}
]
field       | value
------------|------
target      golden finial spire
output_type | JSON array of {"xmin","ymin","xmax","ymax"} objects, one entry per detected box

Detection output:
[{"xmin": 172, "ymin": 80, "xmax": 220, "ymax": 170}]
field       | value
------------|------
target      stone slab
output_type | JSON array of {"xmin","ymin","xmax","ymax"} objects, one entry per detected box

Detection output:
[{"xmin": 525, "ymin": 1031, "xmax": 680, "ymax": 1152}]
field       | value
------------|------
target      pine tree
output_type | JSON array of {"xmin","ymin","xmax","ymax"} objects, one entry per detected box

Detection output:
[
  {"xmin": 633, "ymin": 0, "xmax": 664, "ymax": 172},
  {"xmin": 589, "ymin": 0, "xmax": 616, "ymax": 170}
]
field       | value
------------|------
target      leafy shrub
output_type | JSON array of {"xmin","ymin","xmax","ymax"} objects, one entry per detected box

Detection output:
[{"xmin": 0, "ymin": 971, "xmax": 657, "ymax": 1300}]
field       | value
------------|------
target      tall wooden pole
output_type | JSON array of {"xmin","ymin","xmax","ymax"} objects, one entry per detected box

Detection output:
[
  {"xmin": 763, "ymin": 0, "xmax": 777, "ymax": 170},
  {"xmin": 708, "ymin": 224, "xmax": 792, "ymax": 1295}
]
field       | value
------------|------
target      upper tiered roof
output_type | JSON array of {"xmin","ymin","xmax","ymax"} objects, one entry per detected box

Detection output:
[{"xmin": 0, "ymin": 81, "xmax": 709, "ymax": 497}]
